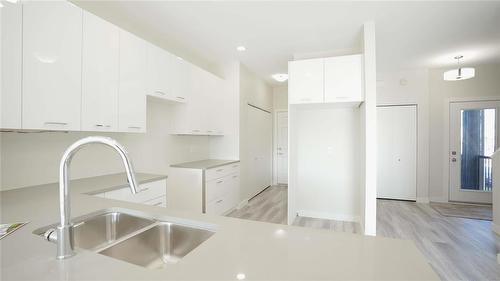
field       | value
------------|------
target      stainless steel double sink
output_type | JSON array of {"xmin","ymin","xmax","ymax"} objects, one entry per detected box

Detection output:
[{"xmin": 33, "ymin": 209, "xmax": 216, "ymax": 269}]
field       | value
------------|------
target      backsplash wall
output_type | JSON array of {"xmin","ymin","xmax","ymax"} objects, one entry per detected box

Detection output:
[{"xmin": 0, "ymin": 99, "xmax": 211, "ymax": 190}]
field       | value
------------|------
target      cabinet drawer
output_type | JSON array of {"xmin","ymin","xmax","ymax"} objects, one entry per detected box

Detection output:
[
  {"xmin": 144, "ymin": 195, "xmax": 166, "ymax": 208},
  {"xmin": 205, "ymin": 162, "xmax": 240, "ymax": 181},
  {"xmin": 206, "ymin": 192, "xmax": 236, "ymax": 215},
  {"xmin": 206, "ymin": 173, "xmax": 240, "ymax": 203},
  {"xmin": 106, "ymin": 179, "xmax": 166, "ymax": 203}
]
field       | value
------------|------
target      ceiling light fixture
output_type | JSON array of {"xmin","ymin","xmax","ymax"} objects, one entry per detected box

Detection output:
[
  {"xmin": 236, "ymin": 46, "xmax": 246, "ymax": 52},
  {"xmin": 272, "ymin": 73, "xmax": 288, "ymax": 82},
  {"xmin": 443, "ymin": 55, "xmax": 475, "ymax": 81},
  {"xmin": 5, "ymin": 0, "xmax": 19, "ymax": 3}
]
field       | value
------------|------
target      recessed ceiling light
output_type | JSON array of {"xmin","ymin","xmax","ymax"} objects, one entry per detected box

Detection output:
[
  {"xmin": 271, "ymin": 73, "xmax": 288, "ymax": 82},
  {"xmin": 236, "ymin": 46, "xmax": 246, "ymax": 52},
  {"xmin": 236, "ymin": 273, "xmax": 246, "ymax": 280}
]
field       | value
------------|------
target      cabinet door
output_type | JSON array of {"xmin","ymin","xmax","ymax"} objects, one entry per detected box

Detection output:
[
  {"xmin": 288, "ymin": 58, "xmax": 324, "ymax": 104},
  {"xmin": 118, "ymin": 30, "xmax": 147, "ymax": 133},
  {"xmin": 324, "ymin": 54, "xmax": 363, "ymax": 103},
  {"xmin": 81, "ymin": 11, "xmax": 119, "ymax": 132},
  {"xmin": 1, "ymin": 1, "xmax": 23, "ymax": 129},
  {"xmin": 22, "ymin": 1, "xmax": 82, "ymax": 131},
  {"xmin": 147, "ymin": 43, "xmax": 172, "ymax": 99},
  {"xmin": 170, "ymin": 56, "xmax": 188, "ymax": 103}
]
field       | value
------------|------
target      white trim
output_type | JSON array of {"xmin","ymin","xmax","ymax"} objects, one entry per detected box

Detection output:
[
  {"xmin": 297, "ymin": 210, "xmax": 360, "ymax": 223},
  {"xmin": 444, "ymin": 97, "xmax": 500, "ymax": 203},
  {"xmin": 235, "ymin": 199, "xmax": 249, "ymax": 210},
  {"xmin": 492, "ymin": 223, "xmax": 500, "ymax": 236},
  {"xmin": 430, "ymin": 196, "xmax": 448, "ymax": 203},
  {"xmin": 273, "ymin": 110, "xmax": 288, "ymax": 185},
  {"xmin": 416, "ymin": 197, "xmax": 430, "ymax": 204}
]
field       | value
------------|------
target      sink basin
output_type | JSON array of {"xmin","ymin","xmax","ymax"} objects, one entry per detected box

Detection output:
[
  {"xmin": 71, "ymin": 212, "xmax": 155, "ymax": 250},
  {"xmin": 99, "ymin": 222, "xmax": 215, "ymax": 269},
  {"xmin": 33, "ymin": 210, "xmax": 156, "ymax": 251}
]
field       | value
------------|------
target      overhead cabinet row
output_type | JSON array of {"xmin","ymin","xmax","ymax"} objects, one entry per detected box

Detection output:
[
  {"xmin": 288, "ymin": 54, "xmax": 364, "ymax": 105},
  {"xmin": 1, "ymin": 1, "xmax": 226, "ymax": 135}
]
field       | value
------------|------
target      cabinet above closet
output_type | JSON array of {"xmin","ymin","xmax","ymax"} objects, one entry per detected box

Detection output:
[{"xmin": 289, "ymin": 54, "xmax": 364, "ymax": 107}]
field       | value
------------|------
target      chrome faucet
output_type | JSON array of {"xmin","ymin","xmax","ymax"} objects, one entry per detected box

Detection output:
[{"xmin": 48, "ymin": 136, "xmax": 139, "ymax": 259}]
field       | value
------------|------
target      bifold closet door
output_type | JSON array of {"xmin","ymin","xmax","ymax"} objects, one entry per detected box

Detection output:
[
  {"xmin": 247, "ymin": 105, "xmax": 272, "ymax": 197},
  {"xmin": 377, "ymin": 105, "xmax": 417, "ymax": 201}
]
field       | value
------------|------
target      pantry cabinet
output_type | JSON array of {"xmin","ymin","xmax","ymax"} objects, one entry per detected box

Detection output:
[
  {"xmin": 289, "ymin": 54, "xmax": 364, "ymax": 106},
  {"xmin": 22, "ymin": 1, "xmax": 83, "ymax": 131},
  {"xmin": 118, "ymin": 30, "xmax": 147, "ymax": 133},
  {"xmin": 81, "ymin": 11, "xmax": 120, "ymax": 132}
]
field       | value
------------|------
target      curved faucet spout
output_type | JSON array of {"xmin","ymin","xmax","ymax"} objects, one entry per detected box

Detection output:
[{"xmin": 56, "ymin": 136, "xmax": 138, "ymax": 259}]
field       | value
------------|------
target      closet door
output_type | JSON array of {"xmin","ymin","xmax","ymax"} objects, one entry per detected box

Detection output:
[
  {"xmin": 81, "ymin": 11, "xmax": 119, "ymax": 132},
  {"xmin": 22, "ymin": 1, "xmax": 83, "ymax": 131},
  {"xmin": 247, "ymin": 105, "xmax": 273, "ymax": 197},
  {"xmin": 377, "ymin": 105, "xmax": 417, "ymax": 200}
]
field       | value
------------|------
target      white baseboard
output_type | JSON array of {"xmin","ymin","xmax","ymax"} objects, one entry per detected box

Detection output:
[
  {"xmin": 493, "ymin": 223, "xmax": 500, "ymax": 236},
  {"xmin": 236, "ymin": 199, "xmax": 249, "ymax": 210},
  {"xmin": 297, "ymin": 210, "xmax": 360, "ymax": 223},
  {"xmin": 429, "ymin": 196, "xmax": 448, "ymax": 203},
  {"xmin": 416, "ymin": 197, "xmax": 430, "ymax": 204}
]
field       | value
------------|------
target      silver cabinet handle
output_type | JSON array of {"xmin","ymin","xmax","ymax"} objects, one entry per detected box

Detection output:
[
  {"xmin": 153, "ymin": 202, "xmax": 163, "ymax": 206},
  {"xmin": 95, "ymin": 124, "xmax": 104, "ymax": 127},
  {"xmin": 45, "ymin": 121, "xmax": 67, "ymax": 125},
  {"xmin": 216, "ymin": 169, "xmax": 224, "ymax": 172},
  {"xmin": 176, "ymin": 96, "xmax": 185, "ymax": 99},
  {"xmin": 128, "ymin": 126, "xmax": 141, "ymax": 129},
  {"xmin": 299, "ymin": 98, "xmax": 311, "ymax": 101},
  {"xmin": 232, "ymin": 175, "xmax": 238, "ymax": 178},
  {"xmin": 232, "ymin": 165, "xmax": 239, "ymax": 168},
  {"xmin": 192, "ymin": 129, "xmax": 200, "ymax": 132},
  {"xmin": 154, "ymin": 90, "xmax": 166, "ymax": 95},
  {"xmin": 217, "ymin": 180, "xmax": 223, "ymax": 184},
  {"xmin": 216, "ymin": 199, "xmax": 223, "ymax": 203},
  {"xmin": 141, "ymin": 187, "xmax": 149, "ymax": 192}
]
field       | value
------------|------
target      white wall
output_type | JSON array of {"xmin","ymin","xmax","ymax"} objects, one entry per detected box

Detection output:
[
  {"xmin": 0, "ymin": 100, "xmax": 210, "ymax": 190},
  {"xmin": 239, "ymin": 64, "xmax": 273, "ymax": 202},
  {"xmin": 377, "ymin": 69, "xmax": 430, "ymax": 203},
  {"xmin": 209, "ymin": 62, "xmax": 240, "ymax": 160},
  {"xmin": 294, "ymin": 106, "xmax": 361, "ymax": 221},
  {"xmin": 428, "ymin": 63, "xmax": 500, "ymax": 202},
  {"xmin": 273, "ymin": 85, "xmax": 288, "ymax": 111}
]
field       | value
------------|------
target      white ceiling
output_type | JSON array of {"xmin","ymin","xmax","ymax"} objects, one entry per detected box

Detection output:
[{"xmin": 77, "ymin": 1, "xmax": 500, "ymax": 86}]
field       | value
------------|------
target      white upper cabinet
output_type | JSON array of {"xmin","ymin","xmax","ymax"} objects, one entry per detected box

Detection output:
[
  {"xmin": 22, "ymin": 1, "xmax": 83, "ymax": 131},
  {"xmin": 170, "ymin": 56, "xmax": 188, "ymax": 103},
  {"xmin": 324, "ymin": 54, "xmax": 363, "ymax": 103},
  {"xmin": 289, "ymin": 58, "xmax": 324, "ymax": 104},
  {"xmin": 289, "ymin": 54, "xmax": 364, "ymax": 106},
  {"xmin": 147, "ymin": 43, "xmax": 172, "ymax": 99},
  {"xmin": 118, "ymin": 30, "xmax": 147, "ymax": 133},
  {"xmin": 81, "ymin": 11, "xmax": 119, "ymax": 132},
  {"xmin": 1, "ymin": 1, "xmax": 23, "ymax": 129}
]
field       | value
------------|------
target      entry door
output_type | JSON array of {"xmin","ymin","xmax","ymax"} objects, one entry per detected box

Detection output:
[
  {"xmin": 276, "ymin": 112, "xmax": 288, "ymax": 184},
  {"xmin": 449, "ymin": 101, "xmax": 500, "ymax": 203},
  {"xmin": 377, "ymin": 105, "xmax": 417, "ymax": 200}
]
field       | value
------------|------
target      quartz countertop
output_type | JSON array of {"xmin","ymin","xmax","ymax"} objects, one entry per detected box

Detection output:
[
  {"xmin": 1, "ymin": 172, "xmax": 439, "ymax": 280},
  {"xmin": 171, "ymin": 159, "xmax": 240, "ymax": 170}
]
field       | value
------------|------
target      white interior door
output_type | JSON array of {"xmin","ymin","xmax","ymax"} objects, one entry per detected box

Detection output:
[
  {"xmin": 247, "ymin": 105, "xmax": 272, "ymax": 197},
  {"xmin": 449, "ymin": 101, "xmax": 500, "ymax": 203},
  {"xmin": 377, "ymin": 105, "xmax": 417, "ymax": 201},
  {"xmin": 276, "ymin": 112, "xmax": 288, "ymax": 184}
]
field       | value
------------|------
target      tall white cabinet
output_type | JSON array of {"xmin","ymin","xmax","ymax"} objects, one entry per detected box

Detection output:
[
  {"xmin": 118, "ymin": 30, "xmax": 147, "ymax": 133},
  {"xmin": 81, "ymin": 11, "xmax": 120, "ymax": 132},
  {"xmin": 22, "ymin": 1, "xmax": 83, "ymax": 131}
]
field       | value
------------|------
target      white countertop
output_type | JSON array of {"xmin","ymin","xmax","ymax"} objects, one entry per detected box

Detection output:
[
  {"xmin": 0, "ymin": 173, "xmax": 439, "ymax": 280},
  {"xmin": 171, "ymin": 159, "xmax": 240, "ymax": 170}
]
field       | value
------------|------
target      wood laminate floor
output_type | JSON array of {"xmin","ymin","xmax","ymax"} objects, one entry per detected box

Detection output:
[{"xmin": 227, "ymin": 186, "xmax": 500, "ymax": 281}]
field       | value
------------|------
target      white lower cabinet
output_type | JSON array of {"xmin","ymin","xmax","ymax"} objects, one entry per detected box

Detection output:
[
  {"xmin": 167, "ymin": 162, "xmax": 240, "ymax": 215},
  {"xmin": 93, "ymin": 179, "xmax": 166, "ymax": 207}
]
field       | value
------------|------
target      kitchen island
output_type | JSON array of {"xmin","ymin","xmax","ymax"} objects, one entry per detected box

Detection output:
[{"xmin": 1, "ymin": 173, "xmax": 439, "ymax": 280}]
